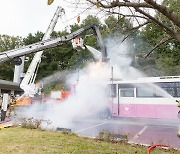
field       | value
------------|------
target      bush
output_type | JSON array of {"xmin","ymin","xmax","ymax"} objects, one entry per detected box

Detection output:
[
  {"xmin": 20, "ymin": 117, "xmax": 52, "ymax": 130},
  {"xmin": 97, "ymin": 130, "xmax": 128, "ymax": 142}
]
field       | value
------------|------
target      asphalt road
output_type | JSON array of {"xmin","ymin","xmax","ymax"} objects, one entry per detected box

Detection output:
[{"xmin": 71, "ymin": 118, "xmax": 180, "ymax": 149}]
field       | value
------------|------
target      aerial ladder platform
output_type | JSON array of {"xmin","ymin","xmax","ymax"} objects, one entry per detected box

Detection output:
[
  {"xmin": 20, "ymin": 6, "xmax": 65, "ymax": 95},
  {"xmin": 0, "ymin": 24, "xmax": 107, "ymax": 64}
]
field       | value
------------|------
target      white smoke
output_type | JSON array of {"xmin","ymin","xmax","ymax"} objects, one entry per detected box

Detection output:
[
  {"xmin": 19, "ymin": 36, "xmax": 146, "ymax": 129},
  {"xmin": 39, "ymin": 70, "xmax": 72, "ymax": 87},
  {"xmin": 105, "ymin": 35, "xmax": 145, "ymax": 80},
  {"xmin": 19, "ymin": 35, "xmax": 174, "ymax": 129},
  {"xmin": 21, "ymin": 62, "xmax": 110, "ymax": 129}
]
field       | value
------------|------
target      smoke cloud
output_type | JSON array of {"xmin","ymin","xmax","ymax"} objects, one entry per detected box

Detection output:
[
  {"xmin": 21, "ymin": 62, "xmax": 110, "ymax": 129},
  {"xmin": 104, "ymin": 35, "xmax": 146, "ymax": 80},
  {"xmin": 19, "ymin": 35, "xmax": 174, "ymax": 129}
]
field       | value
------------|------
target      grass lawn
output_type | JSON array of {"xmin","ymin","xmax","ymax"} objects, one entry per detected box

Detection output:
[{"xmin": 0, "ymin": 127, "xmax": 179, "ymax": 154}]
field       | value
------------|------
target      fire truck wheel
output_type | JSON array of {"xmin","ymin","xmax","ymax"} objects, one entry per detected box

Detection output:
[
  {"xmin": 178, "ymin": 111, "xmax": 180, "ymax": 119},
  {"xmin": 99, "ymin": 107, "xmax": 111, "ymax": 119}
]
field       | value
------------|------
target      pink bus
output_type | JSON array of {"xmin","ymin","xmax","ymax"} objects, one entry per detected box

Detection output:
[{"xmin": 106, "ymin": 76, "xmax": 180, "ymax": 119}]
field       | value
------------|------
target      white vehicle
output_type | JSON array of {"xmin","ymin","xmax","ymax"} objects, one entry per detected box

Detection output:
[{"xmin": 107, "ymin": 76, "xmax": 180, "ymax": 119}]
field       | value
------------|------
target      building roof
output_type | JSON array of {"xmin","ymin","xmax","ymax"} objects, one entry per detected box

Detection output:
[{"xmin": 0, "ymin": 79, "xmax": 22, "ymax": 91}]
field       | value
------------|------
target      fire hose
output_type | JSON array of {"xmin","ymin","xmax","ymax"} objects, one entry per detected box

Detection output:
[{"xmin": 147, "ymin": 144, "xmax": 170, "ymax": 154}]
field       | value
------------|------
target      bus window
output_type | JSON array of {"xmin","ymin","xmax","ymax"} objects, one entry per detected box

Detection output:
[
  {"xmin": 177, "ymin": 88, "xmax": 180, "ymax": 97},
  {"xmin": 163, "ymin": 87, "xmax": 176, "ymax": 97},
  {"xmin": 120, "ymin": 88, "xmax": 134, "ymax": 97},
  {"xmin": 137, "ymin": 87, "xmax": 154, "ymax": 97},
  {"xmin": 158, "ymin": 82, "xmax": 180, "ymax": 97}
]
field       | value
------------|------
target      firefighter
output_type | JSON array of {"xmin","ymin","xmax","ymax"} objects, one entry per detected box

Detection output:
[
  {"xmin": 1, "ymin": 93, "xmax": 9, "ymax": 121},
  {"xmin": 8, "ymin": 94, "xmax": 17, "ymax": 117},
  {"xmin": 177, "ymin": 100, "xmax": 180, "ymax": 137}
]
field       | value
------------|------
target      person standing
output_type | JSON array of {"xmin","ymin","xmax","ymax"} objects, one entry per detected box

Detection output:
[
  {"xmin": 1, "ymin": 93, "xmax": 9, "ymax": 121},
  {"xmin": 8, "ymin": 94, "xmax": 17, "ymax": 117}
]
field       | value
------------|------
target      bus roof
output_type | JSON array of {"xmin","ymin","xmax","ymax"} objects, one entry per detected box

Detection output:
[{"xmin": 109, "ymin": 76, "xmax": 180, "ymax": 84}]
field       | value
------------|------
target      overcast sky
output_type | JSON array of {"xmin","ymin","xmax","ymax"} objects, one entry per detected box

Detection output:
[
  {"xmin": 0, "ymin": 0, "xmax": 89, "ymax": 37},
  {"xmin": 0, "ymin": 0, "xmax": 149, "ymax": 38}
]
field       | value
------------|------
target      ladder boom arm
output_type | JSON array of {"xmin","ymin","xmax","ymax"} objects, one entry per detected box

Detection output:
[
  {"xmin": 20, "ymin": 6, "xmax": 65, "ymax": 94},
  {"xmin": 0, "ymin": 24, "xmax": 107, "ymax": 63}
]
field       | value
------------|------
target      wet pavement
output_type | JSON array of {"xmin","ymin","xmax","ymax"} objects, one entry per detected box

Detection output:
[{"xmin": 71, "ymin": 118, "xmax": 180, "ymax": 149}]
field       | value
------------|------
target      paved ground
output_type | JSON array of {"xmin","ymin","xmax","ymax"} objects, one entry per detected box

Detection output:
[{"xmin": 71, "ymin": 118, "xmax": 180, "ymax": 149}]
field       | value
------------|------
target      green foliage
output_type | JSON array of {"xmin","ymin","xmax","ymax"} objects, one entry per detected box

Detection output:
[
  {"xmin": 23, "ymin": 31, "xmax": 43, "ymax": 45},
  {"xmin": 156, "ymin": 40, "xmax": 180, "ymax": 75},
  {"xmin": 54, "ymin": 83, "xmax": 66, "ymax": 91},
  {"xmin": 43, "ymin": 83, "xmax": 54, "ymax": 94},
  {"xmin": 81, "ymin": 15, "xmax": 101, "ymax": 27},
  {"xmin": 0, "ymin": 35, "xmax": 22, "ymax": 80},
  {"xmin": 139, "ymin": 0, "xmax": 180, "ymax": 76},
  {"xmin": 0, "ymin": 35, "xmax": 22, "ymax": 51},
  {"xmin": 22, "ymin": 32, "xmax": 44, "ymax": 74},
  {"xmin": 20, "ymin": 117, "xmax": 52, "ymax": 130},
  {"xmin": 22, "ymin": 29, "xmax": 93, "ymax": 83},
  {"xmin": 20, "ymin": 117, "xmax": 42, "ymax": 129},
  {"xmin": 70, "ymin": 24, "xmax": 81, "ymax": 33},
  {"xmin": 37, "ymin": 43, "xmax": 74, "ymax": 80},
  {"xmin": 97, "ymin": 131, "xmax": 128, "ymax": 142},
  {"xmin": 104, "ymin": 16, "xmax": 133, "ymax": 35},
  {"xmin": 161, "ymin": 0, "xmax": 180, "ymax": 29},
  {"xmin": 0, "ymin": 127, "xmax": 164, "ymax": 154}
]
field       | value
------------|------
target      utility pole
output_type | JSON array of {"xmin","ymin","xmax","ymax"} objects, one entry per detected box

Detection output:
[{"xmin": 111, "ymin": 66, "xmax": 114, "ymax": 115}]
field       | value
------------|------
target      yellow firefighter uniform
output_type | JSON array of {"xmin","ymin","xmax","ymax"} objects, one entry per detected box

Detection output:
[{"xmin": 8, "ymin": 95, "xmax": 17, "ymax": 116}]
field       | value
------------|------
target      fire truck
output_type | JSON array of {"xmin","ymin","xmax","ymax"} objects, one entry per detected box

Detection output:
[{"xmin": 0, "ymin": 7, "xmax": 107, "ymax": 106}]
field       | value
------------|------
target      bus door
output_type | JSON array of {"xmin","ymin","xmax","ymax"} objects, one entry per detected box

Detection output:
[
  {"xmin": 109, "ymin": 84, "xmax": 117, "ymax": 116},
  {"xmin": 118, "ymin": 87, "xmax": 136, "ymax": 117}
]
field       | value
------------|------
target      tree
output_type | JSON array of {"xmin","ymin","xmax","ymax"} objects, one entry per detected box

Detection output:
[
  {"xmin": 81, "ymin": 15, "xmax": 101, "ymax": 27},
  {"xmin": 81, "ymin": 0, "xmax": 179, "ymax": 76},
  {"xmin": 22, "ymin": 31, "xmax": 74, "ymax": 81},
  {"xmin": 138, "ymin": 0, "xmax": 180, "ymax": 75},
  {"xmin": 104, "ymin": 15, "xmax": 133, "ymax": 34},
  {"xmin": 141, "ymin": 22, "xmax": 180, "ymax": 75},
  {"xmin": 22, "ymin": 31, "xmax": 44, "ymax": 77},
  {"xmin": 86, "ymin": 0, "xmax": 180, "ymax": 43},
  {"xmin": 0, "ymin": 35, "xmax": 22, "ymax": 80}
]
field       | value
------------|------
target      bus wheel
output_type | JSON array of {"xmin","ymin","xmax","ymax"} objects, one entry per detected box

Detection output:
[
  {"xmin": 99, "ymin": 107, "xmax": 111, "ymax": 119},
  {"xmin": 178, "ymin": 111, "xmax": 180, "ymax": 119}
]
